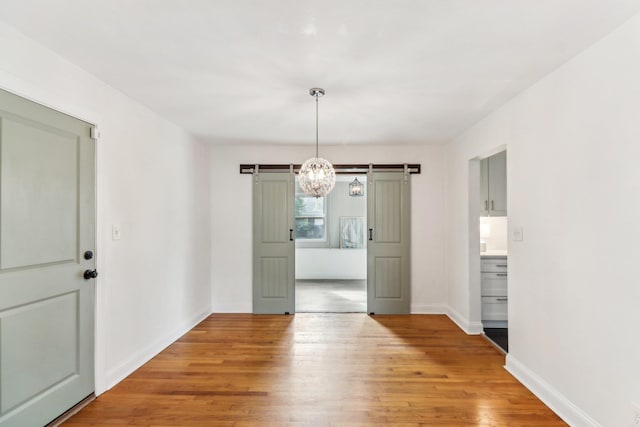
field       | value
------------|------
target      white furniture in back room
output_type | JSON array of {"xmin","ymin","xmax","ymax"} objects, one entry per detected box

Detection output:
[
  {"xmin": 480, "ymin": 150, "xmax": 507, "ymax": 216},
  {"xmin": 481, "ymin": 255, "xmax": 508, "ymax": 327}
]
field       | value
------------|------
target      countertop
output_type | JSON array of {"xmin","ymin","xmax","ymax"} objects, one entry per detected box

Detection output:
[{"xmin": 480, "ymin": 250, "xmax": 508, "ymax": 257}]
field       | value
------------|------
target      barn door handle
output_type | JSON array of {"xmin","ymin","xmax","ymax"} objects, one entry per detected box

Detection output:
[
  {"xmin": 83, "ymin": 269, "xmax": 98, "ymax": 280},
  {"xmin": 289, "ymin": 229, "xmax": 294, "ymax": 241},
  {"xmin": 368, "ymin": 228, "xmax": 373, "ymax": 241}
]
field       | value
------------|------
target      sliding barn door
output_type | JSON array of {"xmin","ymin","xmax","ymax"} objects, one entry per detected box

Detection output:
[
  {"xmin": 367, "ymin": 172, "xmax": 411, "ymax": 314},
  {"xmin": 0, "ymin": 89, "xmax": 96, "ymax": 426},
  {"xmin": 253, "ymin": 172, "xmax": 295, "ymax": 314}
]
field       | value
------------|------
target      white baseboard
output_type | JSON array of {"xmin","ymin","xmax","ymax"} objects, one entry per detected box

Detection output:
[
  {"xmin": 103, "ymin": 306, "xmax": 212, "ymax": 392},
  {"xmin": 505, "ymin": 354, "xmax": 601, "ymax": 427},
  {"xmin": 445, "ymin": 306, "xmax": 483, "ymax": 335},
  {"xmin": 411, "ymin": 304, "xmax": 447, "ymax": 314}
]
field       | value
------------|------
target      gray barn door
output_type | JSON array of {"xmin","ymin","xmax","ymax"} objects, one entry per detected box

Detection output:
[
  {"xmin": 0, "ymin": 89, "xmax": 96, "ymax": 426},
  {"xmin": 253, "ymin": 172, "xmax": 295, "ymax": 314},
  {"xmin": 367, "ymin": 172, "xmax": 411, "ymax": 314}
]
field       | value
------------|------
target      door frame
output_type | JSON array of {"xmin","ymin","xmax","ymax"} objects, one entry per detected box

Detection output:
[
  {"xmin": 293, "ymin": 174, "xmax": 369, "ymax": 313},
  {"xmin": 0, "ymin": 80, "xmax": 106, "ymax": 394}
]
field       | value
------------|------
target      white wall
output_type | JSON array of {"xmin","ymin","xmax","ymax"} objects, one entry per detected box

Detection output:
[
  {"xmin": 0, "ymin": 21, "xmax": 212, "ymax": 394},
  {"xmin": 480, "ymin": 216, "xmax": 508, "ymax": 252},
  {"xmin": 210, "ymin": 144, "xmax": 447, "ymax": 313},
  {"xmin": 295, "ymin": 249, "xmax": 366, "ymax": 280},
  {"xmin": 323, "ymin": 180, "xmax": 367, "ymax": 249},
  {"xmin": 446, "ymin": 13, "xmax": 640, "ymax": 427}
]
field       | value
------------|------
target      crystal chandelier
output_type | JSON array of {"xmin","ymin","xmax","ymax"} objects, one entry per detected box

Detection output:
[{"xmin": 299, "ymin": 88, "xmax": 336, "ymax": 198}]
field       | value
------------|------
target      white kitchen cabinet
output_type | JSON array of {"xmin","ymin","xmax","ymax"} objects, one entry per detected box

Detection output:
[
  {"xmin": 481, "ymin": 297, "xmax": 509, "ymax": 321},
  {"xmin": 480, "ymin": 151, "xmax": 507, "ymax": 216},
  {"xmin": 481, "ymin": 255, "xmax": 507, "ymax": 327}
]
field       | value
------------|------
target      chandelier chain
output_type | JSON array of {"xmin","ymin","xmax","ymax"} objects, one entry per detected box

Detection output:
[{"xmin": 315, "ymin": 93, "xmax": 319, "ymax": 158}]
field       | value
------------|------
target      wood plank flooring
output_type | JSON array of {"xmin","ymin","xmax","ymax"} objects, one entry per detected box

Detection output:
[{"xmin": 65, "ymin": 314, "xmax": 566, "ymax": 426}]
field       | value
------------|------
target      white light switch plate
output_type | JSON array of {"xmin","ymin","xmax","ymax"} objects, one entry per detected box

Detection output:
[
  {"xmin": 512, "ymin": 226, "xmax": 523, "ymax": 242},
  {"xmin": 112, "ymin": 224, "xmax": 121, "ymax": 240}
]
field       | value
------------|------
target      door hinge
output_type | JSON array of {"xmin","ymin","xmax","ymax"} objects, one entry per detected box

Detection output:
[{"xmin": 90, "ymin": 127, "xmax": 100, "ymax": 140}]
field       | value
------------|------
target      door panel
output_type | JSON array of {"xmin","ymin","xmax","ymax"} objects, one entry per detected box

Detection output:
[
  {"xmin": 367, "ymin": 172, "xmax": 410, "ymax": 314},
  {"xmin": 1, "ymin": 117, "xmax": 79, "ymax": 269},
  {"xmin": 374, "ymin": 257, "xmax": 402, "ymax": 298},
  {"xmin": 1, "ymin": 292, "xmax": 79, "ymax": 412},
  {"xmin": 260, "ymin": 257, "xmax": 289, "ymax": 298},
  {"xmin": 253, "ymin": 173, "xmax": 294, "ymax": 314},
  {"xmin": 0, "ymin": 88, "xmax": 95, "ymax": 426},
  {"xmin": 261, "ymin": 180, "xmax": 289, "ymax": 242},
  {"xmin": 374, "ymin": 180, "xmax": 401, "ymax": 242}
]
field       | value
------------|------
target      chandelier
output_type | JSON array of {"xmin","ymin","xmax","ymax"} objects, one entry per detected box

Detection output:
[
  {"xmin": 299, "ymin": 88, "xmax": 336, "ymax": 198},
  {"xmin": 349, "ymin": 177, "xmax": 364, "ymax": 196}
]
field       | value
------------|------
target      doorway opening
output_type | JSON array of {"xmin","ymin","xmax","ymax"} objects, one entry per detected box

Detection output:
[
  {"xmin": 294, "ymin": 175, "xmax": 367, "ymax": 313},
  {"xmin": 476, "ymin": 150, "xmax": 508, "ymax": 352}
]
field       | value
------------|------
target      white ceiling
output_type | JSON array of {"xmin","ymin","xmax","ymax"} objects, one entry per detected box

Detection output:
[{"xmin": 1, "ymin": 0, "xmax": 639, "ymax": 145}]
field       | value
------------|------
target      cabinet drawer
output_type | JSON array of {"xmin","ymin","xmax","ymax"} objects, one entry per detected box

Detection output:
[
  {"xmin": 481, "ymin": 273, "xmax": 507, "ymax": 296},
  {"xmin": 481, "ymin": 296, "xmax": 508, "ymax": 321},
  {"xmin": 481, "ymin": 258, "xmax": 508, "ymax": 272}
]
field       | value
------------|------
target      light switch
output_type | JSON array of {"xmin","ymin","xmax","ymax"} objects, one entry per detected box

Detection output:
[
  {"xmin": 112, "ymin": 224, "xmax": 121, "ymax": 240},
  {"xmin": 512, "ymin": 226, "xmax": 523, "ymax": 242}
]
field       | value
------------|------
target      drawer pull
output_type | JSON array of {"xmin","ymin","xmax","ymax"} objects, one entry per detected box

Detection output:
[
  {"xmin": 496, "ymin": 264, "xmax": 507, "ymax": 267},
  {"xmin": 496, "ymin": 298, "xmax": 508, "ymax": 302},
  {"xmin": 496, "ymin": 273, "xmax": 507, "ymax": 277}
]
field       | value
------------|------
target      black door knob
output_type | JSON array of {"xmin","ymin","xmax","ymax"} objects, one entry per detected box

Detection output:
[{"xmin": 84, "ymin": 269, "xmax": 98, "ymax": 280}]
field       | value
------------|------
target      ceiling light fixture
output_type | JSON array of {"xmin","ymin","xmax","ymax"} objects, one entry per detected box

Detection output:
[
  {"xmin": 299, "ymin": 88, "xmax": 336, "ymax": 198},
  {"xmin": 349, "ymin": 177, "xmax": 364, "ymax": 197}
]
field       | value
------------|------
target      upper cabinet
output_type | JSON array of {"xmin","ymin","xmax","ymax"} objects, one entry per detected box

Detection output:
[{"xmin": 480, "ymin": 151, "xmax": 507, "ymax": 216}]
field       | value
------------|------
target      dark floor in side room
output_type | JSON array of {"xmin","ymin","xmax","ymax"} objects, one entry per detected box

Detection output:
[{"xmin": 484, "ymin": 328, "xmax": 508, "ymax": 352}]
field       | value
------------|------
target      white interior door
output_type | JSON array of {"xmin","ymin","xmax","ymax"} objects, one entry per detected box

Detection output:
[{"xmin": 0, "ymin": 88, "xmax": 96, "ymax": 426}]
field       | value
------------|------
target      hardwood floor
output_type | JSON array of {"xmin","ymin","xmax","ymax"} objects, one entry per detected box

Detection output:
[{"xmin": 65, "ymin": 314, "xmax": 566, "ymax": 426}]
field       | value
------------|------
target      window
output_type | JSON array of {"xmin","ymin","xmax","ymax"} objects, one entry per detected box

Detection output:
[{"xmin": 295, "ymin": 193, "xmax": 326, "ymax": 240}]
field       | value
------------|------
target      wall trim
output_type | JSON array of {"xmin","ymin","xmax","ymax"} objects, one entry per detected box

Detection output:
[
  {"xmin": 445, "ymin": 305, "xmax": 483, "ymax": 334},
  {"xmin": 505, "ymin": 354, "xmax": 602, "ymax": 427},
  {"xmin": 410, "ymin": 303, "xmax": 447, "ymax": 314},
  {"xmin": 103, "ymin": 306, "xmax": 212, "ymax": 393},
  {"xmin": 212, "ymin": 305, "xmax": 450, "ymax": 315}
]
